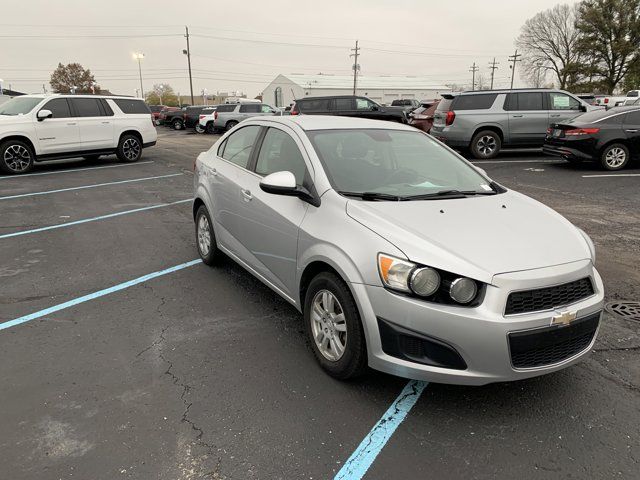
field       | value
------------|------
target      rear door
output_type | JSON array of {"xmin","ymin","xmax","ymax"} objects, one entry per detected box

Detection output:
[
  {"xmin": 622, "ymin": 109, "xmax": 640, "ymax": 154},
  {"xmin": 238, "ymin": 104, "xmax": 261, "ymax": 121},
  {"xmin": 548, "ymin": 92, "xmax": 583, "ymax": 125},
  {"xmin": 34, "ymin": 98, "xmax": 81, "ymax": 154},
  {"xmin": 506, "ymin": 92, "xmax": 548, "ymax": 145},
  {"xmin": 70, "ymin": 98, "xmax": 114, "ymax": 150}
]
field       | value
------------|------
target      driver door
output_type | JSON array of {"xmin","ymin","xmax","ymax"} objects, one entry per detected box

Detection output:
[{"xmin": 34, "ymin": 98, "xmax": 81, "ymax": 154}]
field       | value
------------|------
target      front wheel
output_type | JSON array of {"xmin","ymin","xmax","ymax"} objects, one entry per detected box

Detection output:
[
  {"xmin": 304, "ymin": 272, "xmax": 367, "ymax": 379},
  {"xmin": 600, "ymin": 143, "xmax": 629, "ymax": 171},
  {"xmin": 195, "ymin": 124, "xmax": 205, "ymax": 134},
  {"xmin": 172, "ymin": 119, "xmax": 184, "ymax": 130},
  {"xmin": 0, "ymin": 140, "xmax": 35, "ymax": 174},
  {"xmin": 470, "ymin": 130, "xmax": 501, "ymax": 159},
  {"xmin": 116, "ymin": 134, "xmax": 142, "ymax": 163},
  {"xmin": 195, "ymin": 205, "xmax": 222, "ymax": 265}
]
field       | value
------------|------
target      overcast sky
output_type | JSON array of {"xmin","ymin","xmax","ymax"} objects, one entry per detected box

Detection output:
[{"xmin": 1, "ymin": 0, "xmax": 578, "ymax": 97}]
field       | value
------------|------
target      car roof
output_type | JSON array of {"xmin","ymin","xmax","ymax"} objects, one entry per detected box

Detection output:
[
  {"xmin": 251, "ymin": 115, "xmax": 415, "ymax": 131},
  {"xmin": 295, "ymin": 95, "xmax": 367, "ymax": 101},
  {"xmin": 19, "ymin": 94, "xmax": 144, "ymax": 100},
  {"xmin": 443, "ymin": 88, "xmax": 570, "ymax": 99}
]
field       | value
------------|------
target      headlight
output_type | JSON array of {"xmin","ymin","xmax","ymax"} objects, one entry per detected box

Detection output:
[
  {"xmin": 449, "ymin": 278, "xmax": 478, "ymax": 304},
  {"xmin": 410, "ymin": 267, "xmax": 440, "ymax": 297},
  {"xmin": 378, "ymin": 254, "xmax": 414, "ymax": 292}
]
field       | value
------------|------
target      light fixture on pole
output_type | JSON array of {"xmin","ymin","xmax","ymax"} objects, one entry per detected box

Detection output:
[{"xmin": 132, "ymin": 52, "xmax": 145, "ymax": 98}]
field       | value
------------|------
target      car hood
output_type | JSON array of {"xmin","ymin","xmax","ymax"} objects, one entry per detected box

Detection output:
[{"xmin": 346, "ymin": 190, "xmax": 591, "ymax": 284}]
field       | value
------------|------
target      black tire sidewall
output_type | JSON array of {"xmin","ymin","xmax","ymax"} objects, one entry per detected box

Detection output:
[
  {"xmin": 226, "ymin": 121, "xmax": 238, "ymax": 131},
  {"xmin": 206, "ymin": 122, "xmax": 216, "ymax": 134},
  {"xmin": 117, "ymin": 135, "xmax": 142, "ymax": 163},
  {"xmin": 195, "ymin": 205, "xmax": 219, "ymax": 266},
  {"xmin": 172, "ymin": 119, "xmax": 184, "ymax": 130},
  {"xmin": 600, "ymin": 143, "xmax": 629, "ymax": 171},
  {"xmin": 0, "ymin": 140, "xmax": 35, "ymax": 174},
  {"xmin": 471, "ymin": 130, "xmax": 501, "ymax": 159},
  {"xmin": 303, "ymin": 272, "xmax": 367, "ymax": 379}
]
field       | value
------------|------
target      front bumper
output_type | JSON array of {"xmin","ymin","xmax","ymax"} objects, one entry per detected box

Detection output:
[{"xmin": 351, "ymin": 259, "xmax": 604, "ymax": 385}]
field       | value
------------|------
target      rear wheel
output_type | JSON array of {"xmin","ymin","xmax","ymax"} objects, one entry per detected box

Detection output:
[
  {"xmin": 470, "ymin": 130, "xmax": 501, "ymax": 159},
  {"xmin": 304, "ymin": 272, "xmax": 367, "ymax": 379},
  {"xmin": 206, "ymin": 122, "xmax": 216, "ymax": 134},
  {"xmin": 172, "ymin": 118, "xmax": 184, "ymax": 130},
  {"xmin": 226, "ymin": 120, "xmax": 238, "ymax": 131},
  {"xmin": 195, "ymin": 124, "xmax": 205, "ymax": 134},
  {"xmin": 600, "ymin": 143, "xmax": 629, "ymax": 171},
  {"xmin": 116, "ymin": 134, "xmax": 142, "ymax": 163},
  {"xmin": 195, "ymin": 205, "xmax": 222, "ymax": 265},
  {"xmin": 0, "ymin": 140, "xmax": 35, "ymax": 174}
]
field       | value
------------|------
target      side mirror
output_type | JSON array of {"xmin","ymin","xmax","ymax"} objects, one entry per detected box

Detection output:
[
  {"xmin": 37, "ymin": 109, "xmax": 52, "ymax": 121},
  {"xmin": 259, "ymin": 171, "xmax": 320, "ymax": 206},
  {"xmin": 371, "ymin": 105, "xmax": 379, "ymax": 111},
  {"xmin": 579, "ymin": 104, "xmax": 587, "ymax": 112}
]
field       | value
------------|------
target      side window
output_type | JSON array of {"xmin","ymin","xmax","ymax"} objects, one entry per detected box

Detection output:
[
  {"xmin": 112, "ymin": 99, "xmax": 149, "ymax": 114},
  {"xmin": 334, "ymin": 98, "xmax": 354, "ymax": 110},
  {"xmin": 71, "ymin": 98, "xmax": 103, "ymax": 117},
  {"xmin": 453, "ymin": 94, "xmax": 498, "ymax": 110},
  {"xmin": 299, "ymin": 99, "xmax": 330, "ymax": 112},
  {"xmin": 549, "ymin": 93, "xmax": 580, "ymax": 111},
  {"xmin": 255, "ymin": 128, "xmax": 307, "ymax": 186},
  {"xmin": 260, "ymin": 104, "xmax": 274, "ymax": 113},
  {"xmin": 515, "ymin": 92, "xmax": 544, "ymax": 110},
  {"xmin": 355, "ymin": 98, "xmax": 375, "ymax": 110},
  {"xmin": 239, "ymin": 104, "xmax": 261, "ymax": 113},
  {"xmin": 624, "ymin": 110, "xmax": 640, "ymax": 125},
  {"xmin": 221, "ymin": 126, "xmax": 260, "ymax": 168},
  {"xmin": 42, "ymin": 98, "xmax": 71, "ymax": 118}
]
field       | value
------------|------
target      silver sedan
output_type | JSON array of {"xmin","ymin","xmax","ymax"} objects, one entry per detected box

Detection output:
[{"xmin": 193, "ymin": 116, "xmax": 604, "ymax": 385}]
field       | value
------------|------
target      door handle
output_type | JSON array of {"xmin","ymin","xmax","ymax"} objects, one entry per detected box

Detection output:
[
  {"xmin": 241, "ymin": 189, "xmax": 252, "ymax": 201},
  {"xmin": 550, "ymin": 114, "xmax": 561, "ymax": 117},
  {"xmin": 67, "ymin": 122, "xmax": 77, "ymax": 125},
  {"xmin": 101, "ymin": 121, "xmax": 111, "ymax": 124},
  {"xmin": 625, "ymin": 129, "xmax": 638, "ymax": 133},
  {"xmin": 512, "ymin": 114, "xmax": 524, "ymax": 118},
  {"xmin": 211, "ymin": 168, "xmax": 218, "ymax": 176}
]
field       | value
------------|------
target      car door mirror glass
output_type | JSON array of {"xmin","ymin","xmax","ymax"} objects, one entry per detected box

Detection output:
[{"xmin": 37, "ymin": 109, "xmax": 52, "ymax": 121}]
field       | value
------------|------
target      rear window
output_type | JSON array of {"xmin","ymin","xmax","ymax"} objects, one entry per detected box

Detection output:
[
  {"xmin": 240, "ymin": 104, "xmax": 261, "ymax": 113},
  {"xmin": 436, "ymin": 97, "xmax": 455, "ymax": 112},
  {"xmin": 452, "ymin": 94, "xmax": 497, "ymax": 110},
  {"xmin": 113, "ymin": 99, "xmax": 150, "ymax": 114},
  {"xmin": 298, "ymin": 98, "xmax": 331, "ymax": 112}
]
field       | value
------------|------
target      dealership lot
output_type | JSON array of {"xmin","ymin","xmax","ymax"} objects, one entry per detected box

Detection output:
[{"xmin": 1, "ymin": 129, "xmax": 639, "ymax": 479}]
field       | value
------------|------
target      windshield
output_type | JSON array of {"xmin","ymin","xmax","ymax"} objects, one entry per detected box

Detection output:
[
  {"xmin": 306, "ymin": 129, "xmax": 495, "ymax": 198},
  {"xmin": 0, "ymin": 97, "xmax": 42, "ymax": 116}
]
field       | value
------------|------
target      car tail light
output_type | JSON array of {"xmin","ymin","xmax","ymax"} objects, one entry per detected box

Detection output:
[
  {"xmin": 290, "ymin": 105, "xmax": 299, "ymax": 115},
  {"xmin": 445, "ymin": 110, "xmax": 455, "ymax": 126},
  {"xmin": 546, "ymin": 127, "xmax": 553, "ymax": 135},
  {"xmin": 565, "ymin": 128, "xmax": 600, "ymax": 136},
  {"xmin": 604, "ymin": 98, "xmax": 609, "ymax": 104},
  {"xmin": 214, "ymin": 111, "xmax": 218, "ymax": 120}
]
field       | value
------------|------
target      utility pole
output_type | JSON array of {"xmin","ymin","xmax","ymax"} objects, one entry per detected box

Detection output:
[
  {"xmin": 350, "ymin": 40, "xmax": 360, "ymax": 95},
  {"xmin": 184, "ymin": 26, "xmax": 194, "ymax": 105},
  {"xmin": 469, "ymin": 62, "xmax": 479, "ymax": 91},
  {"xmin": 489, "ymin": 58, "xmax": 499, "ymax": 89},
  {"xmin": 508, "ymin": 49, "xmax": 522, "ymax": 89}
]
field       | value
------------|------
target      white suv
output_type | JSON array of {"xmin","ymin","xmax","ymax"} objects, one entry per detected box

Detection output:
[{"xmin": 0, "ymin": 94, "xmax": 157, "ymax": 174}]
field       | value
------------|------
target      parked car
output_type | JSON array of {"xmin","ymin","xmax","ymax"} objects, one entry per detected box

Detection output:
[
  {"xmin": 148, "ymin": 105, "xmax": 166, "ymax": 125},
  {"xmin": 576, "ymin": 94, "xmax": 597, "ymax": 106},
  {"xmin": 390, "ymin": 98, "xmax": 421, "ymax": 110},
  {"xmin": 291, "ymin": 96, "xmax": 408, "ymax": 123},
  {"xmin": 408, "ymin": 100, "xmax": 440, "ymax": 133},
  {"xmin": 163, "ymin": 107, "xmax": 187, "ymax": 129},
  {"xmin": 0, "ymin": 94, "xmax": 157, "ymax": 174},
  {"xmin": 210, "ymin": 102, "xmax": 278, "ymax": 132},
  {"xmin": 543, "ymin": 106, "xmax": 640, "ymax": 170},
  {"xmin": 598, "ymin": 95, "xmax": 627, "ymax": 107},
  {"xmin": 157, "ymin": 106, "xmax": 180, "ymax": 126},
  {"xmin": 193, "ymin": 115, "xmax": 603, "ymax": 384},
  {"xmin": 431, "ymin": 88, "xmax": 594, "ymax": 159},
  {"xmin": 623, "ymin": 90, "xmax": 640, "ymax": 105}
]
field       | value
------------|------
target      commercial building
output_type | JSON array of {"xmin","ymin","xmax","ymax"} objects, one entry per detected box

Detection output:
[{"xmin": 261, "ymin": 74, "xmax": 450, "ymax": 107}]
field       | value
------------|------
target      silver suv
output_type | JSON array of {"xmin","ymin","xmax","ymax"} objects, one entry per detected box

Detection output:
[{"xmin": 430, "ymin": 89, "xmax": 596, "ymax": 159}]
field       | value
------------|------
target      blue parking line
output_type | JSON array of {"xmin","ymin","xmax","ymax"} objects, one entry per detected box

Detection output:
[
  {"xmin": 0, "ymin": 259, "xmax": 201, "ymax": 332},
  {"xmin": 0, "ymin": 161, "xmax": 154, "ymax": 180},
  {"xmin": 334, "ymin": 380, "xmax": 428, "ymax": 480},
  {"xmin": 0, "ymin": 173, "xmax": 183, "ymax": 201},
  {"xmin": 0, "ymin": 199, "xmax": 191, "ymax": 239}
]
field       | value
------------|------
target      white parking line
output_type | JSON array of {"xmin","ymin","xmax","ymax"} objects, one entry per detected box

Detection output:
[
  {"xmin": 0, "ymin": 173, "xmax": 183, "ymax": 201},
  {"xmin": 0, "ymin": 161, "xmax": 155, "ymax": 180},
  {"xmin": 582, "ymin": 173, "xmax": 640, "ymax": 178}
]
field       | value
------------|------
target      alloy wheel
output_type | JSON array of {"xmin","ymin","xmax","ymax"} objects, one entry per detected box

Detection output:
[
  {"xmin": 310, "ymin": 290, "xmax": 347, "ymax": 362},
  {"xmin": 197, "ymin": 214, "xmax": 211, "ymax": 256},
  {"xmin": 3, "ymin": 144, "xmax": 31, "ymax": 172},
  {"xmin": 605, "ymin": 147, "xmax": 626, "ymax": 168},
  {"xmin": 477, "ymin": 135, "xmax": 497, "ymax": 156},
  {"xmin": 122, "ymin": 138, "xmax": 141, "ymax": 161}
]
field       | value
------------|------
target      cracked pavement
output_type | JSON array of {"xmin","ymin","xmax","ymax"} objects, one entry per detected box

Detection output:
[{"xmin": 0, "ymin": 134, "xmax": 638, "ymax": 479}]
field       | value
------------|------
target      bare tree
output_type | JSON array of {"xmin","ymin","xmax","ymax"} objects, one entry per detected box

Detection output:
[
  {"xmin": 476, "ymin": 73, "xmax": 489, "ymax": 90},
  {"xmin": 516, "ymin": 4, "xmax": 582, "ymax": 89}
]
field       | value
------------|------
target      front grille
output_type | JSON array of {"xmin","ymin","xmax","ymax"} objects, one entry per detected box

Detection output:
[
  {"xmin": 505, "ymin": 277, "xmax": 594, "ymax": 315},
  {"xmin": 509, "ymin": 312, "xmax": 600, "ymax": 369}
]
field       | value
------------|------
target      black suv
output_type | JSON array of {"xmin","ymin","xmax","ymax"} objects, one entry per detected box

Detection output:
[{"xmin": 291, "ymin": 96, "xmax": 407, "ymax": 123}]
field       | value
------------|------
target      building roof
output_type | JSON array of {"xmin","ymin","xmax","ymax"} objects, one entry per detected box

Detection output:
[{"xmin": 280, "ymin": 74, "xmax": 449, "ymax": 91}]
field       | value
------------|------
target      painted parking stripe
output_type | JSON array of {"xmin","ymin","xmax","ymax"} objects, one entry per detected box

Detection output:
[
  {"xmin": 0, "ymin": 161, "xmax": 154, "ymax": 180},
  {"xmin": 0, "ymin": 259, "xmax": 201, "ymax": 332},
  {"xmin": 0, "ymin": 199, "xmax": 191, "ymax": 239},
  {"xmin": 582, "ymin": 173, "xmax": 640, "ymax": 178},
  {"xmin": 0, "ymin": 173, "xmax": 182, "ymax": 201},
  {"xmin": 334, "ymin": 380, "xmax": 428, "ymax": 480}
]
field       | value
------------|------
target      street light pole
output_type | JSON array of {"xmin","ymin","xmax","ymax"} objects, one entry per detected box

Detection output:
[{"xmin": 133, "ymin": 52, "xmax": 145, "ymax": 98}]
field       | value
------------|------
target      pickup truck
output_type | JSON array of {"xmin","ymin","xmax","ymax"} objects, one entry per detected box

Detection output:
[
  {"xmin": 390, "ymin": 98, "xmax": 421, "ymax": 110},
  {"xmin": 290, "ymin": 95, "xmax": 408, "ymax": 123},
  {"xmin": 199, "ymin": 103, "xmax": 279, "ymax": 133}
]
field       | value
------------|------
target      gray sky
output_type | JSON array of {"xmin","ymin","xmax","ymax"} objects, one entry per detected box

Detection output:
[{"xmin": 1, "ymin": 0, "xmax": 578, "ymax": 97}]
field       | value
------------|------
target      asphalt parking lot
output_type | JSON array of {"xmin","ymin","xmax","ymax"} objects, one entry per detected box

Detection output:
[{"xmin": 1, "ymin": 128, "xmax": 639, "ymax": 480}]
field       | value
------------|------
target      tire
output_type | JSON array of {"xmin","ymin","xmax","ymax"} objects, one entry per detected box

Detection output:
[
  {"xmin": 83, "ymin": 155, "xmax": 101, "ymax": 161},
  {"xmin": 205, "ymin": 122, "xmax": 216, "ymax": 134},
  {"xmin": 600, "ymin": 143, "xmax": 629, "ymax": 171},
  {"xmin": 172, "ymin": 119, "xmax": 184, "ymax": 130},
  {"xmin": 195, "ymin": 205, "xmax": 222, "ymax": 266},
  {"xmin": 116, "ymin": 134, "xmax": 142, "ymax": 163},
  {"xmin": 470, "ymin": 130, "xmax": 501, "ymax": 159},
  {"xmin": 225, "ymin": 120, "xmax": 239, "ymax": 131},
  {"xmin": 195, "ymin": 124, "xmax": 205, "ymax": 134},
  {"xmin": 0, "ymin": 140, "xmax": 35, "ymax": 174},
  {"xmin": 303, "ymin": 272, "xmax": 367, "ymax": 380}
]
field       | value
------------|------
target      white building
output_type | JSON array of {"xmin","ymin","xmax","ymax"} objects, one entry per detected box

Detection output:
[{"xmin": 261, "ymin": 74, "xmax": 450, "ymax": 108}]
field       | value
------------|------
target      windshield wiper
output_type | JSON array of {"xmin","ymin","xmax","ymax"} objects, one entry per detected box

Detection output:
[
  {"xmin": 338, "ymin": 191, "xmax": 402, "ymax": 201},
  {"xmin": 402, "ymin": 189, "xmax": 497, "ymax": 200}
]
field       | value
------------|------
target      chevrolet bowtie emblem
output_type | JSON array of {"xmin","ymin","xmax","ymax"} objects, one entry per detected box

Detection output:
[{"xmin": 551, "ymin": 311, "xmax": 577, "ymax": 326}]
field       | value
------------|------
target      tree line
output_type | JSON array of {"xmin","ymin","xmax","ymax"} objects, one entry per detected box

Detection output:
[{"xmin": 517, "ymin": 0, "xmax": 640, "ymax": 93}]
